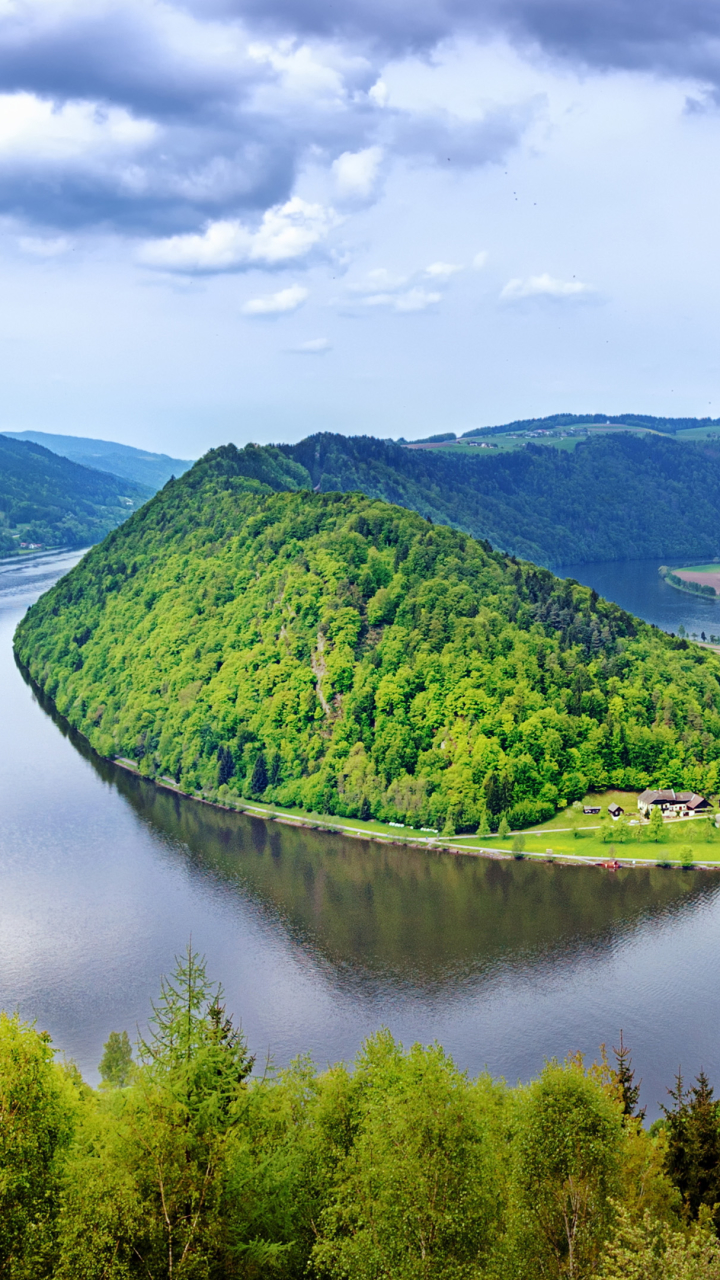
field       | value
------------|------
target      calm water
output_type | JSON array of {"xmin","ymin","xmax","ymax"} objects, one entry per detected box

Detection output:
[{"xmin": 2, "ymin": 550, "xmax": 720, "ymax": 1117}]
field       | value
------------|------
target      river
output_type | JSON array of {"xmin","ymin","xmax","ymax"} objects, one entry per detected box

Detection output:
[{"xmin": 2, "ymin": 549, "xmax": 720, "ymax": 1116}]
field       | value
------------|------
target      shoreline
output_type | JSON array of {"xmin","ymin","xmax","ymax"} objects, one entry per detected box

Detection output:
[
  {"xmin": 15, "ymin": 658, "xmax": 719, "ymax": 873},
  {"xmin": 111, "ymin": 757, "xmax": 720, "ymax": 873}
]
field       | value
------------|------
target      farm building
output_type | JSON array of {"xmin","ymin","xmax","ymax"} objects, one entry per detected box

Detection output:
[{"xmin": 637, "ymin": 789, "xmax": 711, "ymax": 817}]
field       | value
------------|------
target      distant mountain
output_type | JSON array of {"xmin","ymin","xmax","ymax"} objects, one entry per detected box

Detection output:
[
  {"xmin": 0, "ymin": 435, "xmax": 151, "ymax": 557},
  {"xmin": 2, "ymin": 431, "xmax": 193, "ymax": 490},
  {"xmin": 279, "ymin": 431, "xmax": 720, "ymax": 567}
]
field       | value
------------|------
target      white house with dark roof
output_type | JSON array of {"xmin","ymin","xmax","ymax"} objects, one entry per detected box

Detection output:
[{"xmin": 637, "ymin": 789, "xmax": 711, "ymax": 817}]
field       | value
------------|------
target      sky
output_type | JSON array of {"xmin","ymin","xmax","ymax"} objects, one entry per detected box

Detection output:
[{"xmin": 2, "ymin": 0, "xmax": 720, "ymax": 458}]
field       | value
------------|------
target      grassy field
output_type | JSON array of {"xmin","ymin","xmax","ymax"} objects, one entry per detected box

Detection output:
[{"xmin": 140, "ymin": 767, "xmax": 720, "ymax": 869}]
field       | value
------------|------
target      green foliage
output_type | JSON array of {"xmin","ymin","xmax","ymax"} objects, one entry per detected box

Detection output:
[
  {"xmin": 508, "ymin": 1061, "xmax": 624, "ymax": 1278},
  {"xmin": 5, "ymin": 957, "xmax": 720, "ymax": 1280},
  {"xmin": 311, "ymin": 1032, "xmax": 506, "ymax": 1280},
  {"xmin": 597, "ymin": 1204, "xmax": 720, "ymax": 1279},
  {"xmin": 283, "ymin": 432, "xmax": 720, "ymax": 567},
  {"xmin": 0, "ymin": 435, "xmax": 151, "ymax": 554},
  {"xmin": 648, "ymin": 808, "xmax": 666, "ymax": 842},
  {"xmin": 99, "ymin": 1031, "xmax": 133, "ymax": 1088},
  {"xmin": 0, "ymin": 1011, "xmax": 79, "ymax": 1278},
  {"xmin": 662, "ymin": 1072, "xmax": 720, "ymax": 1225},
  {"xmin": 15, "ymin": 446, "xmax": 720, "ymax": 832}
]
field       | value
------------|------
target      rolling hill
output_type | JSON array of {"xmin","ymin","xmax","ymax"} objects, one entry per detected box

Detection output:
[
  {"xmin": 0, "ymin": 434, "xmax": 152, "ymax": 557},
  {"xmin": 15, "ymin": 443, "xmax": 720, "ymax": 832},
  {"xmin": 2, "ymin": 430, "xmax": 193, "ymax": 490},
  {"xmin": 280, "ymin": 431, "xmax": 720, "ymax": 567}
]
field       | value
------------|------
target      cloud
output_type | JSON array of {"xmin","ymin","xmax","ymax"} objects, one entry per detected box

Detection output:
[
  {"xmin": 345, "ymin": 260, "xmax": 462, "ymax": 312},
  {"xmin": 242, "ymin": 284, "xmax": 309, "ymax": 314},
  {"xmin": 287, "ymin": 337, "xmax": 332, "ymax": 352},
  {"xmin": 332, "ymin": 145, "xmax": 384, "ymax": 202},
  {"xmin": 139, "ymin": 198, "xmax": 338, "ymax": 273},
  {"xmin": 425, "ymin": 261, "xmax": 462, "ymax": 278},
  {"xmin": 500, "ymin": 273, "xmax": 594, "ymax": 301},
  {"xmin": 209, "ymin": 0, "xmax": 720, "ymax": 90},
  {"xmin": 361, "ymin": 286, "xmax": 441, "ymax": 312},
  {"xmin": 0, "ymin": 2, "xmax": 536, "ymax": 237},
  {"xmin": 473, "ymin": 251, "xmax": 488, "ymax": 269}
]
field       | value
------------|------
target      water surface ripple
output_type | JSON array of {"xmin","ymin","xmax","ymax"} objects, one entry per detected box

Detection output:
[{"xmin": 2, "ymin": 549, "xmax": 720, "ymax": 1115}]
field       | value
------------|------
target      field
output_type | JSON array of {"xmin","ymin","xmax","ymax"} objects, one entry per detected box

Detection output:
[{"xmin": 149, "ymin": 771, "xmax": 720, "ymax": 869}]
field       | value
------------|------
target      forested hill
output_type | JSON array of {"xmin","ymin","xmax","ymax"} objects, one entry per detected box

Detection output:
[
  {"xmin": 281, "ymin": 431, "xmax": 720, "ymax": 566},
  {"xmin": 16, "ymin": 444, "xmax": 720, "ymax": 834},
  {"xmin": 0, "ymin": 435, "xmax": 151, "ymax": 556},
  {"xmin": 3, "ymin": 429, "xmax": 192, "ymax": 489}
]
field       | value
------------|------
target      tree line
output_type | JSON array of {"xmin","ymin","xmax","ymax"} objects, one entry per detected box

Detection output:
[{"xmin": 2, "ymin": 946, "xmax": 720, "ymax": 1279}]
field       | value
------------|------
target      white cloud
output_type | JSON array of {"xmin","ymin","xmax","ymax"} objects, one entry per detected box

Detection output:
[
  {"xmin": 287, "ymin": 337, "xmax": 332, "ymax": 353},
  {"xmin": 139, "ymin": 198, "xmax": 339, "ymax": 273},
  {"xmin": 362, "ymin": 287, "xmax": 441, "ymax": 312},
  {"xmin": 18, "ymin": 235, "xmax": 71, "ymax": 257},
  {"xmin": 242, "ymin": 284, "xmax": 309, "ymax": 315},
  {"xmin": 0, "ymin": 93, "xmax": 156, "ymax": 165},
  {"xmin": 332, "ymin": 146, "xmax": 384, "ymax": 202},
  {"xmin": 473, "ymin": 251, "xmax": 489, "ymax": 269},
  {"xmin": 425, "ymin": 261, "xmax": 462, "ymax": 278},
  {"xmin": 500, "ymin": 273, "xmax": 593, "ymax": 300}
]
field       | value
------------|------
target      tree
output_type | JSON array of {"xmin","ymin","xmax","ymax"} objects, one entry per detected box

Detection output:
[
  {"xmin": 99, "ymin": 1031, "xmax": 133, "ymax": 1088},
  {"xmin": 0, "ymin": 1012, "xmax": 78, "ymax": 1278},
  {"xmin": 58, "ymin": 947, "xmax": 257, "ymax": 1279},
  {"xmin": 513, "ymin": 834, "xmax": 526, "ymax": 854},
  {"xmin": 662, "ymin": 1070, "xmax": 720, "ymax": 1225},
  {"xmin": 510, "ymin": 1061, "xmax": 623, "ymax": 1279},
  {"xmin": 498, "ymin": 814, "xmax": 510, "ymax": 839},
  {"xmin": 598, "ymin": 1203, "xmax": 720, "ymax": 1280},
  {"xmin": 250, "ymin": 751, "xmax": 268, "ymax": 795},
  {"xmin": 648, "ymin": 806, "xmax": 665, "ymax": 842},
  {"xmin": 311, "ymin": 1032, "xmax": 505, "ymax": 1280},
  {"xmin": 612, "ymin": 1032, "xmax": 645, "ymax": 1121}
]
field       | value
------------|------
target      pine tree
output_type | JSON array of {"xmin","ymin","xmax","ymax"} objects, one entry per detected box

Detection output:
[
  {"xmin": 250, "ymin": 750, "xmax": 268, "ymax": 795},
  {"xmin": 498, "ymin": 814, "xmax": 509, "ymax": 839},
  {"xmin": 662, "ymin": 1068, "xmax": 720, "ymax": 1223},
  {"xmin": 612, "ymin": 1031, "xmax": 645, "ymax": 1121}
]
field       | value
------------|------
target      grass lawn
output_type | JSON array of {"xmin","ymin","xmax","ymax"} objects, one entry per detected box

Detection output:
[{"xmin": 178, "ymin": 777, "xmax": 720, "ymax": 869}]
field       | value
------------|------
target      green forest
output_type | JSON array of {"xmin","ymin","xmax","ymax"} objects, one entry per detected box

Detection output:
[
  {"xmin": 281, "ymin": 431, "xmax": 720, "ymax": 566},
  {"xmin": 15, "ymin": 444, "xmax": 720, "ymax": 833},
  {"xmin": 3, "ymin": 946, "xmax": 720, "ymax": 1280},
  {"xmin": 0, "ymin": 435, "xmax": 151, "ymax": 557},
  {"xmin": 3, "ymin": 430, "xmax": 192, "ymax": 490}
]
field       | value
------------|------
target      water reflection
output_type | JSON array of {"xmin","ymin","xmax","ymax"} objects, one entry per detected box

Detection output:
[{"xmin": 4, "ymin": 550, "xmax": 720, "ymax": 1116}]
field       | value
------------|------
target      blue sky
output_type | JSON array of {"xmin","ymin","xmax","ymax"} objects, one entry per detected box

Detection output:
[{"xmin": 1, "ymin": 0, "xmax": 720, "ymax": 458}]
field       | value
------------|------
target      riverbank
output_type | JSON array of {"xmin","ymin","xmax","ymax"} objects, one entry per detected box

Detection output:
[{"xmin": 113, "ymin": 758, "xmax": 720, "ymax": 871}]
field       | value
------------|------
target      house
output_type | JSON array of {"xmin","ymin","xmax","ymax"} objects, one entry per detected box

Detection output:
[
  {"xmin": 637, "ymin": 789, "xmax": 711, "ymax": 818},
  {"xmin": 608, "ymin": 803, "xmax": 624, "ymax": 819},
  {"xmin": 583, "ymin": 805, "xmax": 601, "ymax": 815}
]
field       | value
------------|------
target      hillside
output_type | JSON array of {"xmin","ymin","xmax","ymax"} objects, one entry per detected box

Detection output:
[
  {"xmin": 282, "ymin": 431, "xmax": 720, "ymax": 566},
  {"xmin": 2, "ymin": 430, "xmax": 192, "ymax": 489},
  {"xmin": 15, "ymin": 444, "xmax": 720, "ymax": 833},
  {"xmin": 0, "ymin": 435, "xmax": 151, "ymax": 557}
]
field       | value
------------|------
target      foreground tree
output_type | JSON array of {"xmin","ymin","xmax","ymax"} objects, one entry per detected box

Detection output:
[
  {"xmin": 662, "ymin": 1070, "xmax": 720, "ymax": 1225},
  {"xmin": 508, "ymin": 1060, "xmax": 624, "ymax": 1279},
  {"xmin": 56, "ymin": 947, "xmax": 257, "ymax": 1278},
  {"xmin": 311, "ymin": 1031, "xmax": 507, "ymax": 1279},
  {"xmin": 0, "ymin": 1012, "xmax": 78, "ymax": 1278}
]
